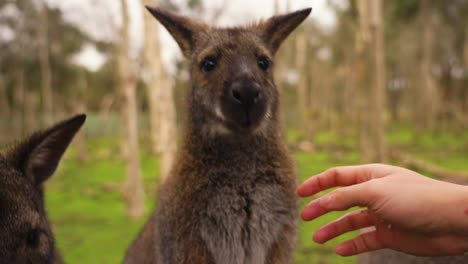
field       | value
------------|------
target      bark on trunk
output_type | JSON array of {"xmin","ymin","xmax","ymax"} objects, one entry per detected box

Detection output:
[
  {"xmin": 356, "ymin": 0, "xmax": 373, "ymax": 162},
  {"xmin": 14, "ymin": 66, "xmax": 25, "ymax": 136},
  {"xmin": 24, "ymin": 90, "xmax": 38, "ymax": 133},
  {"xmin": 119, "ymin": 0, "xmax": 145, "ymax": 219},
  {"xmin": 0, "ymin": 74, "xmax": 9, "ymax": 118},
  {"xmin": 370, "ymin": 0, "xmax": 387, "ymax": 162},
  {"xmin": 0, "ymin": 74, "xmax": 10, "ymax": 144},
  {"xmin": 142, "ymin": 0, "xmax": 178, "ymax": 182},
  {"xmin": 295, "ymin": 31, "xmax": 312, "ymax": 142},
  {"xmin": 74, "ymin": 71, "xmax": 88, "ymax": 163},
  {"xmin": 355, "ymin": 0, "xmax": 387, "ymax": 163},
  {"xmin": 419, "ymin": 0, "xmax": 439, "ymax": 131},
  {"xmin": 38, "ymin": 2, "xmax": 53, "ymax": 126}
]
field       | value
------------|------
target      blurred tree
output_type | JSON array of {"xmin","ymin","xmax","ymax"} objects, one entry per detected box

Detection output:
[
  {"xmin": 0, "ymin": 0, "xmax": 92, "ymax": 136},
  {"xmin": 141, "ymin": 0, "xmax": 177, "ymax": 183},
  {"xmin": 354, "ymin": 0, "xmax": 387, "ymax": 163},
  {"xmin": 295, "ymin": 29, "xmax": 313, "ymax": 144},
  {"xmin": 369, "ymin": 0, "xmax": 387, "ymax": 162},
  {"xmin": 73, "ymin": 70, "xmax": 88, "ymax": 163},
  {"xmin": 0, "ymin": 73, "xmax": 9, "ymax": 145},
  {"xmin": 355, "ymin": 0, "xmax": 373, "ymax": 162},
  {"xmin": 38, "ymin": 1, "xmax": 53, "ymax": 126},
  {"xmin": 118, "ymin": 0, "xmax": 145, "ymax": 219},
  {"xmin": 419, "ymin": 0, "xmax": 439, "ymax": 131}
]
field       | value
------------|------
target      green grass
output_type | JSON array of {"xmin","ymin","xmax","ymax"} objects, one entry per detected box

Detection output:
[
  {"xmin": 46, "ymin": 137, "xmax": 160, "ymax": 264},
  {"xmin": 44, "ymin": 125, "xmax": 468, "ymax": 264}
]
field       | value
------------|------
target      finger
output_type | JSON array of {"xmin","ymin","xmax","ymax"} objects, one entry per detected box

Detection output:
[
  {"xmin": 314, "ymin": 209, "xmax": 376, "ymax": 244},
  {"xmin": 297, "ymin": 164, "xmax": 381, "ymax": 197},
  {"xmin": 301, "ymin": 183, "xmax": 375, "ymax": 221},
  {"xmin": 335, "ymin": 231, "xmax": 384, "ymax": 256}
]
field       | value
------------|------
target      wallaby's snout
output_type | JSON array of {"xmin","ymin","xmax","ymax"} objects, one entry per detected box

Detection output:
[{"xmin": 222, "ymin": 76, "xmax": 266, "ymax": 129}]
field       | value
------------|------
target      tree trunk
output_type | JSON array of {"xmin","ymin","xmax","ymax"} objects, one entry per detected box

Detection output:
[
  {"xmin": 119, "ymin": 0, "xmax": 145, "ymax": 219},
  {"xmin": 38, "ymin": 2, "xmax": 53, "ymax": 126},
  {"xmin": 355, "ymin": 0, "xmax": 387, "ymax": 163},
  {"xmin": 369, "ymin": 0, "xmax": 387, "ymax": 162},
  {"xmin": 0, "ymin": 74, "xmax": 9, "ymax": 118},
  {"xmin": 356, "ymin": 0, "xmax": 373, "ymax": 162},
  {"xmin": 98, "ymin": 94, "xmax": 115, "ymax": 137},
  {"xmin": 416, "ymin": 0, "xmax": 439, "ymax": 131},
  {"xmin": 141, "ymin": 0, "xmax": 178, "ymax": 183},
  {"xmin": 0, "ymin": 74, "xmax": 10, "ymax": 144},
  {"xmin": 295, "ymin": 31, "xmax": 312, "ymax": 142},
  {"xmin": 74, "ymin": 71, "xmax": 88, "ymax": 163},
  {"xmin": 24, "ymin": 90, "xmax": 38, "ymax": 133},
  {"xmin": 142, "ymin": 0, "xmax": 162, "ymax": 155},
  {"xmin": 274, "ymin": 0, "xmax": 280, "ymax": 14},
  {"xmin": 14, "ymin": 66, "xmax": 25, "ymax": 136}
]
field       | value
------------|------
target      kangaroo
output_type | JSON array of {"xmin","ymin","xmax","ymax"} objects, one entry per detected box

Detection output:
[
  {"xmin": 123, "ymin": 7, "xmax": 311, "ymax": 264},
  {"xmin": 0, "ymin": 114, "xmax": 86, "ymax": 264}
]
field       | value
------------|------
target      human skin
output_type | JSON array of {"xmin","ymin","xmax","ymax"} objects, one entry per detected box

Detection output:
[{"xmin": 297, "ymin": 164, "xmax": 468, "ymax": 257}]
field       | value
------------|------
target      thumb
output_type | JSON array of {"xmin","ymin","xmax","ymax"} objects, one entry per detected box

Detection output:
[{"xmin": 301, "ymin": 182, "xmax": 377, "ymax": 221}]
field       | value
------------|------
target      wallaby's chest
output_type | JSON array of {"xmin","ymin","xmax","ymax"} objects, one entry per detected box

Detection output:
[{"xmin": 191, "ymin": 171, "xmax": 295, "ymax": 264}]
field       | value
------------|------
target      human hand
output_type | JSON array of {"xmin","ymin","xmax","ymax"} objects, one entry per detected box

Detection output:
[{"xmin": 297, "ymin": 164, "xmax": 468, "ymax": 257}]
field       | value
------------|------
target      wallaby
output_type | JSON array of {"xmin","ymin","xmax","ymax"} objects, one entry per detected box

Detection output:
[
  {"xmin": 0, "ymin": 114, "xmax": 86, "ymax": 264},
  {"xmin": 123, "ymin": 7, "xmax": 311, "ymax": 264}
]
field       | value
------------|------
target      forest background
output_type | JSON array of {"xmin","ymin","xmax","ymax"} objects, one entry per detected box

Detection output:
[{"xmin": 0, "ymin": 0, "xmax": 467, "ymax": 263}]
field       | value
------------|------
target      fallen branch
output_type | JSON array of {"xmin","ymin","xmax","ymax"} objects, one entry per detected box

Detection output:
[{"xmin": 389, "ymin": 148, "xmax": 468, "ymax": 182}]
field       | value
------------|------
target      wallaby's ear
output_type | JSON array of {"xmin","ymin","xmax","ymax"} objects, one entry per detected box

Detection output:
[
  {"xmin": 259, "ymin": 8, "xmax": 312, "ymax": 54},
  {"xmin": 5, "ymin": 114, "xmax": 86, "ymax": 185},
  {"xmin": 146, "ymin": 6, "xmax": 208, "ymax": 57}
]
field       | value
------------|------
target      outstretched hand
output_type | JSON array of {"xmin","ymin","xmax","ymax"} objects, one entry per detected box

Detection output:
[{"xmin": 297, "ymin": 164, "xmax": 468, "ymax": 257}]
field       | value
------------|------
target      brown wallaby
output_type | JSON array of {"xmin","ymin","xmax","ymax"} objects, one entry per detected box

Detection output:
[
  {"xmin": 123, "ymin": 7, "xmax": 311, "ymax": 264},
  {"xmin": 0, "ymin": 114, "xmax": 86, "ymax": 264}
]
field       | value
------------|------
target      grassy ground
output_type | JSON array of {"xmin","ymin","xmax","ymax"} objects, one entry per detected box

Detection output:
[{"xmin": 44, "ymin": 124, "xmax": 468, "ymax": 264}]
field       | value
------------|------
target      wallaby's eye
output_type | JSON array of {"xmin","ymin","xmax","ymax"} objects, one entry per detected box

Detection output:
[
  {"xmin": 200, "ymin": 56, "xmax": 217, "ymax": 73},
  {"xmin": 257, "ymin": 56, "xmax": 271, "ymax": 72},
  {"xmin": 26, "ymin": 228, "xmax": 41, "ymax": 248}
]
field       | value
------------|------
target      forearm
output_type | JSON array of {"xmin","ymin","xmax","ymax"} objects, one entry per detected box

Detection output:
[{"xmin": 445, "ymin": 183, "xmax": 468, "ymax": 237}]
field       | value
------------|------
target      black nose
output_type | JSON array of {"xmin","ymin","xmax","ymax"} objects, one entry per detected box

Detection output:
[
  {"xmin": 221, "ymin": 80, "xmax": 267, "ymax": 129},
  {"xmin": 230, "ymin": 84, "xmax": 261, "ymax": 106}
]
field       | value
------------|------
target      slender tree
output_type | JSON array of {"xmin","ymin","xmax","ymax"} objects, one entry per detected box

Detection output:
[
  {"xmin": 118, "ymin": 0, "xmax": 145, "ymax": 219},
  {"xmin": 74, "ymin": 70, "xmax": 88, "ymax": 163},
  {"xmin": 370, "ymin": 0, "xmax": 387, "ymax": 162},
  {"xmin": 13, "ymin": 65, "xmax": 25, "ymax": 136},
  {"xmin": 141, "ymin": 0, "xmax": 177, "ymax": 182},
  {"xmin": 419, "ymin": 0, "xmax": 439, "ymax": 130},
  {"xmin": 295, "ymin": 30, "xmax": 312, "ymax": 141},
  {"xmin": 38, "ymin": 2, "xmax": 53, "ymax": 126},
  {"xmin": 0, "ymin": 74, "xmax": 10, "ymax": 144},
  {"xmin": 355, "ymin": 0, "xmax": 373, "ymax": 162}
]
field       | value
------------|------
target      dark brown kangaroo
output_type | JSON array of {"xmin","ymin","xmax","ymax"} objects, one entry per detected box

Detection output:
[
  {"xmin": 0, "ymin": 114, "xmax": 86, "ymax": 264},
  {"xmin": 123, "ymin": 7, "xmax": 311, "ymax": 264}
]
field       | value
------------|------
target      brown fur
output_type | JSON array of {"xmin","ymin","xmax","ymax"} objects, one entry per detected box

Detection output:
[
  {"xmin": 123, "ymin": 7, "xmax": 311, "ymax": 264},
  {"xmin": 0, "ymin": 114, "xmax": 86, "ymax": 264}
]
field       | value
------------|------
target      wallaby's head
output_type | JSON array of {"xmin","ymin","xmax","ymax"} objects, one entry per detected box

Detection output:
[
  {"xmin": 147, "ymin": 7, "xmax": 311, "ymax": 136},
  {"xmin": 0, "ymin": 114, "xmax": 85, "ymax": 264}
]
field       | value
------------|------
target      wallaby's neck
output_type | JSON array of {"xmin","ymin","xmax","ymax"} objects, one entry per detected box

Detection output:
[{"xmin": 183, "ymin": 108, "xmax": 284, "ymax": 160}]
